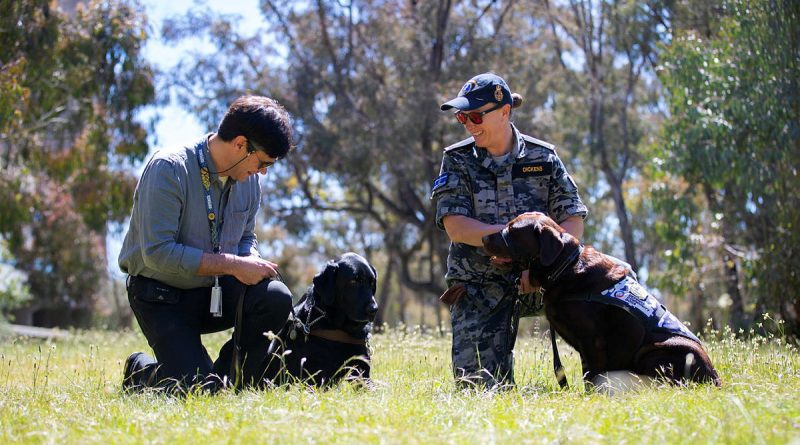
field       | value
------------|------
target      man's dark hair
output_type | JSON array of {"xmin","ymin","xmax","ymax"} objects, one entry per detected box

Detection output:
[{"xmin": 217, "ymin": 96, "xmax": 294, "ymax": 159}]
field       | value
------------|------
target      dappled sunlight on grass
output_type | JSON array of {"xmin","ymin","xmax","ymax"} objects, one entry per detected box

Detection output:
[{"xmin": 0, "ymin": 326, "xmax": 798, "ymax": 443}]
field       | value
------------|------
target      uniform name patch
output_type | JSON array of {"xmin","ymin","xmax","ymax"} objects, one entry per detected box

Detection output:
[{"xmin": 513, "ymin": 162, "xmax": 552, "ymax": 178}]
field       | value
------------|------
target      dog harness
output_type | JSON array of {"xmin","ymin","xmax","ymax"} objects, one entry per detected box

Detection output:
[
  {"xmin": 280, "ymin": 291, "xmax": 369, "ymax": 346},
  {"xmin": 583, "ymin": 276, "xmax": 701, "ymax": 344},
  {"xmin": 548, "ymin": 275, "xmax": 702, "ymax": 389}
]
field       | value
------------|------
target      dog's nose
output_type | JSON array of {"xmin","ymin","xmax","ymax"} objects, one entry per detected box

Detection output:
[{"xmin": 367, "ymin": 301, "xmax": 378, "ymax": 320}]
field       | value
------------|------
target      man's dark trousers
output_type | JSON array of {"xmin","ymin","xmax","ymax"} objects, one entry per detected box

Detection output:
[{"xmin": 125, "ymin": 275, "xmax": 292, "ymax": 391}]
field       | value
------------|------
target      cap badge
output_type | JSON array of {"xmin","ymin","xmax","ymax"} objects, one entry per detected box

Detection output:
[
  {"xmin": 461, "ymin": 80, "xmax": 478, "ymax": 94},
  {"xmin": 494, "ymin": 84, "xmax": 503, "ymax": 101}
]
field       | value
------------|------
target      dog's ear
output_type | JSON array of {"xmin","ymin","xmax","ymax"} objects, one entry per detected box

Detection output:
[
  {"xmin": 538, "ymin": 224, "xmax": 566, "ymax": 267},
  {"xmin": 313, "ymin": 261, "xmax": 338, "ymax": 306}
]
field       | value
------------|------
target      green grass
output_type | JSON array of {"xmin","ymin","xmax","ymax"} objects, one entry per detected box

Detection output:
[{"xmin": 1, "ymin": 325, "xmax": 798, "ymax": 444}]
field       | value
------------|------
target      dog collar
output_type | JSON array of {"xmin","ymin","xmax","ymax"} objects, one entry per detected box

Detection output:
[
  {"xmin": 543, "ymin": 240, "xmax": 583, "ymax": 287},
  {"xmin": 309, "ymin": 329, "xmax": 368, "ymax": 345}
]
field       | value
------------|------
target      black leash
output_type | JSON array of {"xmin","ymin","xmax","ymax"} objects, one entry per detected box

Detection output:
[
  {"xmin": 230, "ymin": 286, "xmax": 247, "ymax": 388},
  {"xmin": 536, "ymin": 239, "xmax": 583, "ymax": 390},
  {"xmin": 499, "ymin": 227, "xmax": 582, "ymax": 389},
  {"xmin": 550, "ymin": 327, "xmax": 568, "ymax": 389},
  {"xmin": 230, "ymin": 271, "xmax": 284, "ymax": 389}
]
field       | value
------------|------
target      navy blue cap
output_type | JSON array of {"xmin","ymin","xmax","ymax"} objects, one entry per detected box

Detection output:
[{"xmin": 441, "ymin": 73, "xmax": 513, "ymax": 111}]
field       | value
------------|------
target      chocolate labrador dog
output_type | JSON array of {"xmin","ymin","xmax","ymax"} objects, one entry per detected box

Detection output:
[
  {"xmin": 259, "ymin": 252, "xmax": 378, "ymax": 387},
  {"xmin": 482, "ymin": 212, "xmax": 721, "ymax": 389}
]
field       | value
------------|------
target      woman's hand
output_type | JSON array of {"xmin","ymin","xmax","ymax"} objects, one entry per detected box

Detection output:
[{"xmin": 517, "ymin": 270, "xmax": 540, "ymax": 294}]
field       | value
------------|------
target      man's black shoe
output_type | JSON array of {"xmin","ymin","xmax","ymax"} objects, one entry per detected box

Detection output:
[{"xmin": 122, "ymin": 352, "xmax": 147, "ymax": 392}]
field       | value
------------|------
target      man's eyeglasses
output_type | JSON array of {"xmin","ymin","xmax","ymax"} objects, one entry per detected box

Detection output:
[
  {"xmin": 246, "ymin": 140, "xmax": 277, "ymax": 170},
  {"xmin": 454, "ymin": 102, "xmax": 504, "ymax": 125},
  {"xmin": 255, "ymin": 157, "xmax": 275, "ymax": 170}
]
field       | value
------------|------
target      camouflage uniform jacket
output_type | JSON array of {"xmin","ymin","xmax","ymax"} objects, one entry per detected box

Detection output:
[{"xmin": 431, "ymin": 125, "xmax": 588, "ymax": 289}]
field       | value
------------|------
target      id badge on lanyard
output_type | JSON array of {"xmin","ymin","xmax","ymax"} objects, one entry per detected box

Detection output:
[
  {"xmin": 210, "ymin": 276, "xmax": 222, "ymax": 317},
  {"xmin": 198, "ymin": 142, "xmax": 225, "ymax": 317}
]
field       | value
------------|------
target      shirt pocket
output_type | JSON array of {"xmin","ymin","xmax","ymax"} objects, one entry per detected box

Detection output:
[
  {"xmin": 221, "ymin": 210, "xmax": 249, "ymax": 254},
  {"xmin": 513, "ymin": 174, "xmax": 550, "ymax": 213}
]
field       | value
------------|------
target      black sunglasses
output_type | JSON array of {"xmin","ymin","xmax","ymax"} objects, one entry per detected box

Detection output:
[{"xmin": 454, "ymin": 102, "xmax": 504, "ymax": 125}]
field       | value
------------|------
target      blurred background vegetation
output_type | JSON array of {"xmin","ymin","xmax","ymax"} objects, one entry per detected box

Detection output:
[{"xmin": 1, "ymin": 0, "xmax": 797, "ymax": 338}]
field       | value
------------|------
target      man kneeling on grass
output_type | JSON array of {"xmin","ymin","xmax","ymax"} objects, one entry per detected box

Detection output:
[{"xmin": 118, "ymin": 96, "xmax": 294, "ymax": 393}]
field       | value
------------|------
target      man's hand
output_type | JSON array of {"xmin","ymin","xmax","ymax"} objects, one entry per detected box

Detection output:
[
  {"xmin": 197, "ymin": 252, "xmax": 278, "ymax": 285},
  {"xmin": 232, "ymin": 255, "xmax": 279, "ymax": 285}
]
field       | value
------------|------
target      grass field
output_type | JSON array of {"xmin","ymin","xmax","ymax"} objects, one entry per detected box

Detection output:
[{"xmin": 1, "ymin": 322, "xmax": 798, "ymax": 444}]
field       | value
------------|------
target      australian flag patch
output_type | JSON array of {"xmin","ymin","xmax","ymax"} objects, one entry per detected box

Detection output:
[{"xmin": 432, "ymin": 173, "xmax": 449, "ymax": 192}]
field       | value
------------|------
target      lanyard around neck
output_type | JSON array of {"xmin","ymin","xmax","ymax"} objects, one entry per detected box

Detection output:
[{"xmin": 197, "ymin": 141, "xmax": 221, "ymax": 253}]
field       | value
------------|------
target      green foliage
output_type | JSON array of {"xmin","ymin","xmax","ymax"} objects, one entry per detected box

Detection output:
[
  {"xmin": 0, "ymin": 328, "xmax": 798, "ymax": 442},
  {"xmin": 538, "ymin": 0, "xmax": 671, "ymax": 271},
  {"xmin": 0, "ymin": 0, "xmax": 58, "ymax": 134},
  {"xmin": 17, "ymin": 176, "xmax": 105, "ymax": 324},
  {"xmin": 654, "ymin": 0, "xmax": 800, "ymax": 332},
  {"xmin": 0, "ymin": 0, "xmax": 155, "ymax": 327},
  {"xmin": 0, "ymin": 58, "xmax": 28, "ymax": 133}
]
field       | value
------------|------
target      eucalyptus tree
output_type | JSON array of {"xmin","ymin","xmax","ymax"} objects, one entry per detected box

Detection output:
[
  {"xmin": 655, "ymin": 0, "xmax": 800, "ymax": 334},
  {"xmin": 0, "ymin": 0, "xmax": 155, "ymax": 326},
  {"xmin": 537, "ymin": 0, "xmax": 673, "ymax": 273}
]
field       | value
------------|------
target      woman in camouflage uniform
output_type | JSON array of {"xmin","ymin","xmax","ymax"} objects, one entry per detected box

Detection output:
[{"xmin": 432, "ymin": 73, "xmax": 588, "ymax": 388}]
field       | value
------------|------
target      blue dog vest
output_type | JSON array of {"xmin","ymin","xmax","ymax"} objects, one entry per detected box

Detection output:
[{"xmin": 584, "ymin": 276, "xmax": 701, "ymax": 344}]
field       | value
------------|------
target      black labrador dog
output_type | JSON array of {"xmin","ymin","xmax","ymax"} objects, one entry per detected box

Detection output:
[
  {"xmin": 259, "ymin": 252, "xmax": 378, "ymax": 387},
  {"xmin": 482, "ymin": 212, "xmax": 721, "ymax": 389}
]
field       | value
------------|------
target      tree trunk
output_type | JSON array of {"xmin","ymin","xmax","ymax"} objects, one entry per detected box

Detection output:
[
  {"xmin": 690, "ymin": 282, "xmax": 706, "ymax": 337},
  {"xmin": 723, "ymin": 252, "xmax": 745, "ymax": 331},
  {"xmin": 398, "ymin": 283, "xmax": 407, "ymax": 325},
  {"xmin": 373, "ymin": 256, "xmax": 394, "ymax": 330},
  {"xmin": 11, "ymin": 305, "xmax": 36, "ymax": 326},
  {"xmin": 703, "ymin": 184, "xmax": 745, "ymax": 330},
  {"xmin": 603, "ymin": 165, "xmax": 639, "ymax": 272}
]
